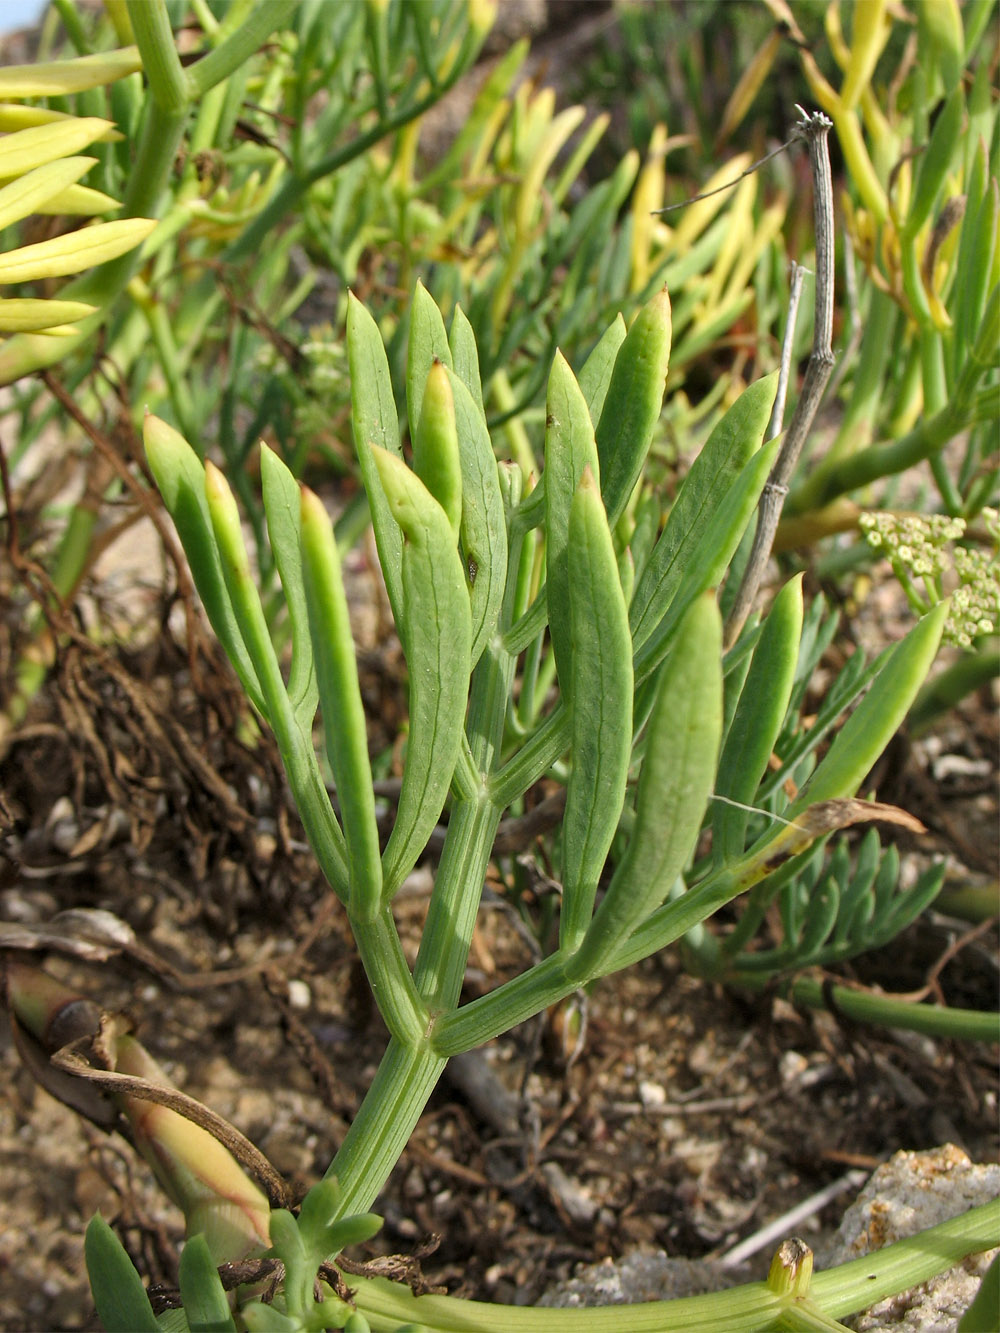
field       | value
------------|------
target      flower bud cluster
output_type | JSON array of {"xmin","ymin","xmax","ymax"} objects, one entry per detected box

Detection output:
[
  {"xmin": 859, "ymin": 509, "xmax": 999, "ymax": 648},
  {"xmin": 255, "ymin": 325, "xmax": 349, "ymax": 443}
]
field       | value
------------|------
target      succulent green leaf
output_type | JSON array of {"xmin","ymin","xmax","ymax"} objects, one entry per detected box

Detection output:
[
  {"xmin": 294, "ymin": 1174, "xmax": 382, "ymax": 1267},
  {"xmin": 634, "ymin": 437, "xmax": 781, "ymax": 682},
  {"xmin": 959, "ymin": 1250, "xmax": 1000, "ymax": 1332},
  {"xmin": 407, "ymin": 279, "xmax": 452, "ymax": 440},
  {"xmin": 260, "ymin": 442, "xmax": 318, "ymax": 727},
  {"xmin": 300, "ymin": 486, "xmax": 383, "ymax": 919},
  {"xmin": 30, "ymin": 181, "xmax": 119, "ymax": 216},
  {"xmin": 296, "ymin": 1175, "xmax": 341, "ymax": 1245},
  {"xmin": 713, "ymin": 574, "xmax": 803, "ymax": 863},
  {"xmin": 241, "ymin": 1303, "xmax": 299, "ymax": 1332},
  {"xmin": 903, "ymin": 87, "xmax": 964, "ymax": 241},
  {"xmin": 448, "ymin": 303, "xmax": 485, "ymax": 418},
  {"xmin": 267, "ymin": 1208, "xmax": 310, "ymax": 1312},
  {"xmin": 631, "ymin": 372, "xmax": 778, "ymax": 655},
  {"xmin": 178, "ymin": 1234, "xmax": 237, "ymax": 1333},
  {"xmin": 347, "ymin": 291, "xmax": 404, "ymax": 624},
  {"xmin": 559, "ymin": 469, "xmax": 633, "ymax": 953},
  {"xmin": 952, "ymin": 158, "xmax": 997, "ymax": 379},
  {"xmin": 370, "ymin": 446, "xmax": 473, "ymax": 900},
  {"xmin": 832, "ymin": 829, "xmax": 880, "ymax": 948},
  {"xmin": 321, "ymin": 1210, "xmax": 385, "ymax": 1257},
  {"xmin": 788, "ymin": 602, "xmax": 948, "ymax": 814},
  {"xmin": 595, "ymin": 287, "xmax": 672, "ymax": 525},
  {"xmin": 144, "ymin": 415, "xmax": 265, "ymax": 714},
  {"xmin": 203, "ymin": 459, "xmax": 288, "ymax": 709},
  {"xmin": 568, "ymin": 592, "xmax": 723, "ymax": 982},
  {"xmin": 84, "ymin": 1215, "xmax": 159, "ymax": 1333},
  {"xmin": 413, "ymin": 360, "xmax": 463, "ymax": 538},
  {"xmin": 545, "ymin": 349, "xmax": 601, "ymax": 688},
  {"xmin": 881, "ymin": 862, "xmax": 945, "ymax": 939},
  {"xmin": 578, "ymin": 312, "xmax": 627, "ymax": 426},
  {"xmin": 445, "ymin": 366, "xmax": 507, "ymax": 667},
  {"xmin": 799, "ymin": 874, "xmax": 842, "ymax": 961},
  {"xmin": 917, "ymin": 0, "xmax": 965, "ymax": 93}
]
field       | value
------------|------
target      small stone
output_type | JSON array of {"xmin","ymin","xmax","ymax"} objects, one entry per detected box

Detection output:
[
  {"xmin": 287, "ymin": 979, "xmax": 311, "ymax": 1010},
  {"xmin": 639, "ymin": 1080, "xmax": 667, "ymax": 1110}
]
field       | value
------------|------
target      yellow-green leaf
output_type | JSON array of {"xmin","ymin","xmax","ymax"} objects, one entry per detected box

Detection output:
[
  {"xmin": 0, "ymin": 217, "xmax": 155, "ymax": 284},
  {"xmin": 0, "ymin": 158, "xmax": 97, "ymax": 232},
  {"xmin": 0, "ymin": 119, "xmax": 118, "ymax": 180},
  {"xmin": 30, "ymin": 183, "xmax": 120, "ymax": 217},
  {"xmin": 0, "ymin": 48, "xmax": 142, "ymax": 98},
  {"xmin": 0, "ymin": 104, "xmax": 123, "ymax": 138},
  {"xmin": 0, "ymin": 298, "xmax": 95, "ymax": 332}
]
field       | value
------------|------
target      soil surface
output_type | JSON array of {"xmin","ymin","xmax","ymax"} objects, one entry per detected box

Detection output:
[{"xmin": 0, "ymin": 532, "xmax": 996, "ymax": 1330}]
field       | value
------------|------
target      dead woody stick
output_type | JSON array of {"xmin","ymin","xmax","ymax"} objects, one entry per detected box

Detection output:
[{"xmin": 724, "ymin": 108, "xmax": 836, "ymax": 648}]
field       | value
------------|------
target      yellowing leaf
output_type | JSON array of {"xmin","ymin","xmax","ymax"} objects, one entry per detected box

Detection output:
[
  {"xmin": 0, "ymin": 157, "xmax": 97, "ymax": 232},
  {"xmin": 671, "ymin": 151, "xmax": 751, "ymax": 253},
  {"xmin": 716, "ymin": 29, "xmax": 781, "ymax": 147},
  {"xmin": 0, "ymin": 297, "xmax": 96, "ymax": 332},
  {"xmin": 0, "ymin": 118, "xmax": 118, "ymax": 179},
  {"xmin": 0, "ymin": 217, "xmax": 156, "ymax": 283},
  {"xmin": 0, "ymin": 105, "xmax": 85, "ymax": 132},
  {"xmin": 0, "ymin": 47, "xmax": 142, "ymax": 98},
  {"xmin": 26, "ymin": 183, "xmax": 119, "ymax": 217},
  {"xmin": 840, "ymin": 0, "xmax": 891, "ymax": 112},
  {"xmin": 515, "ymin": 104, "xmax": 586, "ymax": 237}
]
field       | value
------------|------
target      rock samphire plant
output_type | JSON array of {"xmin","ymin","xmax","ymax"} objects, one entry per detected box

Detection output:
[{"xmin": 10, "ymin": 271, "xmax": 986, "ymax": 1328}]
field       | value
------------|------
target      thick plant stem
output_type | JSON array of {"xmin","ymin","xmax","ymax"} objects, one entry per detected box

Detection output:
[
  {"xmin": 413, "ymin": 796, "xmax": 503, "ymax": 1014},
  {"xmin": 323, "ymin": 1038, "xmax": 446, "ymax": 1219},
  {"xmin": 724, "ymin": 109, "xmax": 836, "ymax": 647},
  {"xmin": 128, "ymin": 0, "xmax": 187, "ymax": 114},
  {"xmin": 790, "ymin": 390, "xmax": 984, "ymax": 512}
]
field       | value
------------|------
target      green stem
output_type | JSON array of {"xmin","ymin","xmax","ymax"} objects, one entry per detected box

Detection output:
[
  {"xmin": 128, "ymin": 0, "xmax": 187, "ymax": 115},
  {"xmin": 413, "ymin": 797, "xmax": 503, "ymax": 1016},
  {"xmin": 762, "ymin": 974, "xmax": 998, "ymax": 1042},
  {"xmin": 3, "ymin": 499, "xmax": 101, "ymax": 732},
  {"xmin": 920, "ymin": 328, "xmax": 963, "ymax": 513},
  {"xmin": 432, "ymin": 851, "xmax": 771, "ymax": 1056},
  {"xmin": 431, "ymin": 953, "xmax": 571, "ymax": 1056},
  {"xmin": 489, "ymin": 703, "xmax": 570, "ymax": 809},
  {"xmin": 350, "ymin": 910, "xmax": 429, "ymax": 1047},
  {"xmin": 822, "ymin": 287, "xmax": 897, "ymax": 466},
  {"xmin": 789, "ymin": 395, "xmax": 968, "ymax": 512},
  {"xmin": 323, "ymin": 1038, "xmax": 446, "ymax": 1218},
  {"xmin": 184, "ymin": 0, "xmax": 297, "ymax": 99},
  {"xmin": 344, "ymin": 1200, "xmax": 1000, "ymax": 1332},
  {"xmin": 129, "ymin": 279, "xmax": 197, "ymax": 440}
]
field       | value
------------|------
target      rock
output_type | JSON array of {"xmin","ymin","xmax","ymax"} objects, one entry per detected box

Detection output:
[
  {"xmin": 538, "ymin": 1252, "xmax": 736, "ymax": 1307},
  {"xmin": 816, "ymin": 1145, "xmax": 1000, "ymax": 1332}
]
